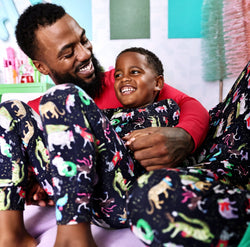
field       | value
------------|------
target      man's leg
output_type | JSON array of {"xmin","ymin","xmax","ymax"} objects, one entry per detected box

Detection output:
[
  {"xmin": 128, "ymin": 167, "xmax": 250, "ymax": 246},
  {"xmin": 0, "ymin": 211, "xmax": 36, "ymax": 247},
  {"xmin": 195, "ymin": 61, "xmax": 250, "ymax": 188},
  {"xmin": 40, "ymin": 84, "xmax": 136, "ymax": 246},
  {"xmin": 0, "ymin": 100, "xmax": 52, "ymax": 247},
  {"xmin": 128, "ymin": 62, "xmax": 250, "ymax": 246}
]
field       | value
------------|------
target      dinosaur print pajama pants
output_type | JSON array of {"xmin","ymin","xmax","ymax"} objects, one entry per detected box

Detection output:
[{"xmin": 0, "ymin": 61, "xmax": 249, "ymax": 246}]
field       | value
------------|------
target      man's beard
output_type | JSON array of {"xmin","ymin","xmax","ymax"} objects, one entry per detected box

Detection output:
[{"xmin": 51, "ymin": 55, "xmax": 103, "ymax": 99}]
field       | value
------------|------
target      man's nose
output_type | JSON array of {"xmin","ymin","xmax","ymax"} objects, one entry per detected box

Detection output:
[{"xmin": 75, "ymin": 43, "xmax": 92, "ymax": 61}]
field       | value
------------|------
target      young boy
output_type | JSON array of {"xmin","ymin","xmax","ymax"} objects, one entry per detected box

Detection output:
[{"xmin": 103, "ymin": 47, "xmax": 181, "ymax": 171}]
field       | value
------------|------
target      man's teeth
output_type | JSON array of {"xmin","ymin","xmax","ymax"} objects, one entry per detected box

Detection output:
[
  {"xmin": 79, "ymin": 63, "xmax": 91, "ymax": 72},
  {"xmin": 121, "ymin": 87, "xmax": 135, "ymax": 93}
]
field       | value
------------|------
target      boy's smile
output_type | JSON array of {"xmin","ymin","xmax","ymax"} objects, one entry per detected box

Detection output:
[{"xmin": 114, "ymin": 51, "xmax": 162, "ymax": 108}]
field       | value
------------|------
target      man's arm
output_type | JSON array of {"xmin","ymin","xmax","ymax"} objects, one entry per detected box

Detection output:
[
  {"xmin": 123, "ymin": 84, "xmax": 209, "ymax": 170},
  {"xmin": 123, "ymin": 126, "xmax": 194, "ymax": 170},
  {"xmin": 158, "ymin": 83, "xmax": 210, "ymax": 150},
  {"xmin": 27, "ymin": 96, "xmax": 42, "ymax": 115}
]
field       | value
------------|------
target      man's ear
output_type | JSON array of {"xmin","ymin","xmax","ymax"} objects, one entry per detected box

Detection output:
[
  {"xmin": 154, "ymin": 75, "xmax": 164, "ymax": 92},
  {"xmin": 32, "ymin": 60, "xmax": 50, "ymax": 75}
]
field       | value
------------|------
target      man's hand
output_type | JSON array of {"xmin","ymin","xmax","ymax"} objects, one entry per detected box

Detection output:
[
  {"xmin": 123, "ymin": 127, "xmax": 194, "ymax": 171},
  {"xmin": 26, "ymin": 176, "xmax": 54, "ymax": 207}
]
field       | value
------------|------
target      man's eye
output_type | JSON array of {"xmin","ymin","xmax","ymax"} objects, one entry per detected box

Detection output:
[
  {"xmin": 64, "ymin": 52, "xmax": 74, "ymax": 58},
  {"xmin": 81, "ymin": 38, "xmax": 89, "ymax": 45},
  {"xmin": 63, "ymin": 48, "xmax": 74, "ymax": 59}
]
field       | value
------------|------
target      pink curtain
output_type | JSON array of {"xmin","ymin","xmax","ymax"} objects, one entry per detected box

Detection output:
[{"xmin": 223, "ymin": 0, "xmax": 250, "ymax": 77}]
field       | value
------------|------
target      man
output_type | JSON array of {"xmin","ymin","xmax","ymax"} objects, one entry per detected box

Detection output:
[{"xmin": 1, "ymin": 3, "xmax": 213, "ymax": 247}]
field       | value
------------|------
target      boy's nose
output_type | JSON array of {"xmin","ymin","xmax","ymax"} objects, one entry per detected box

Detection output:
[{"xmin": 121, "ymin": 75, "xmax": 131, "ymax": 83}]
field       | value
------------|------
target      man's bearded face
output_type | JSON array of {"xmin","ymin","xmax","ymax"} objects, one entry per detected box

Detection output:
[{"xmin": 51, "ymin": 54, "xmax": 103, "ymax": 99}]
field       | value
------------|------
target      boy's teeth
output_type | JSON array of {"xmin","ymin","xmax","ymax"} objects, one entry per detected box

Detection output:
[{"xmin": 121, "ymin": 87, "xmax": 135, "ymax": 93}]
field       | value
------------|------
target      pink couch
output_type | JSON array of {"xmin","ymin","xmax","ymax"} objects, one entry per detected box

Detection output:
[{"xmin": 24, "ymin": 205, "xmax": 145, "ymax": 247}]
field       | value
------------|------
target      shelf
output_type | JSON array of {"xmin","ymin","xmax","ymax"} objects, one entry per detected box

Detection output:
[
  {"xmin": 0, "ymin": 83, "xmax": 53, "ymax": 102},
  {"xmin": 0, "ymin": 82, "xmax": 53, "ymax": 94}
]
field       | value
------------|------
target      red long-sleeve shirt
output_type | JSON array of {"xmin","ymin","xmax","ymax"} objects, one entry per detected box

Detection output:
[{"xmin": 28, "ymin": 69, "xmax": 209, "ymax": 150}]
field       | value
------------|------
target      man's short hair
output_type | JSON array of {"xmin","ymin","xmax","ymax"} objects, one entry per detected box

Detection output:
[{"xmin": 15, "ymin": 3, "xmax": 66, "ymax": 59}]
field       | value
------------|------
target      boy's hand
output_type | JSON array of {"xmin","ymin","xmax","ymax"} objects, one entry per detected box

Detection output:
[
  {"xmin": 26, "ymin": 176, "xmax": 54, "ymax": 207},
  {"xmin": 123, "ymin": 127, "xmax": 194, "ymax": 171}
]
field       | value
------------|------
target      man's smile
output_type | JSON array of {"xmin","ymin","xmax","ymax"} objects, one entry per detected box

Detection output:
[{"xmin": 76, "ymin": 60, "xmax": 94, "ymax": 77}]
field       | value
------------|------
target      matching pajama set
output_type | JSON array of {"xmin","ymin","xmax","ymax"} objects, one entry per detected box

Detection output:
[{"xmin": 0, "ymin": 61, "xmax": 249, "ymax": 246}]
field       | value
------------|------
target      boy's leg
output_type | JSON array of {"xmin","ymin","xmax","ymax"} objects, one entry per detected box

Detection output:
[
  {"xmin": 40, "ymin": 84, "xmax": 136, "ymax": 246},
  {"xmin": 0, "ymin": 100, "xmax": 52, "ymax": 247}
]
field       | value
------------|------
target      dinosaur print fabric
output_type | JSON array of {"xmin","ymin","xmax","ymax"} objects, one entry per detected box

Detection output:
[
  {"xmin": 0, "ymin": 101, "xmax": 53, "ymax": 210},
  {"xmin": 39, "ymin": 84, "xmax": 180, "ymax": 227},
  {"xmin": 0, "ymin": 61, "xmax": 249, "ymax": 246},
  {"xmin": 128, "ymin": 61, "xmax": 250, "ymax": 246}
]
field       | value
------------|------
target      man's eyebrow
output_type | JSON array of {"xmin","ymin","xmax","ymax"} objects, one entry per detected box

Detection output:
[{"xmin": 57, "ymin": 29, "xmax": 86, "ymax": 58}]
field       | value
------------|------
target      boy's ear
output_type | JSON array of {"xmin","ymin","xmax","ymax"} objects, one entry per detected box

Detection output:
[
  {"xmin": 154, "ymin": 75, "xmax": 164, "ymax": 91},
  {"xmin": 32, "ymin": 60, "xmax": 50, "ymax": 75}
]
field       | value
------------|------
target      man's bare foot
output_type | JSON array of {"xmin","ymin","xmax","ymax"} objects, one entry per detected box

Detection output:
[
  {"xmin": 54, "ymin": 222, "xmax": 97, "ymax": 247},
  {"xmin": 0, "ymin": 233, "xmax": 37, "ymax": 247},
  {"xmin": 0, "ymin": 210, "xmax": 37, "ymax": 247}
]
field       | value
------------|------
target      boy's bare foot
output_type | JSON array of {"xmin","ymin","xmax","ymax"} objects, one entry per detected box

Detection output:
[
  {"xmin": 0, "ymin": 210, "xmax": 37, "ymax": 247},
  {"xmin": 54, "ymin": 222, "xmax": 97, "ymax": 247}
]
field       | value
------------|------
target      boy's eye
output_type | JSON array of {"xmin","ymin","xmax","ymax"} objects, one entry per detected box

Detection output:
[
  {"xmin": 131, "ymin": 70, "xmax": 140, "ymax": 74},
  {"xmin": 114, "ymin": 73, "xmax": 122, "ymax": 78}
]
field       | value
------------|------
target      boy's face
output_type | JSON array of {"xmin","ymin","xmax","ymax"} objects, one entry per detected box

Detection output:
[{"xmin": 114, "ymin": 52, "xmax": 161, "ymax": 108}]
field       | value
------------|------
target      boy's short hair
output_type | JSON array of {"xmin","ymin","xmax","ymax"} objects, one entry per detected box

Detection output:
[{"xmin": 117, "ymin": 47, "xmax": 164, "ymax": 76}]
